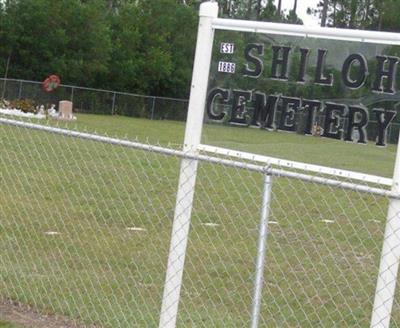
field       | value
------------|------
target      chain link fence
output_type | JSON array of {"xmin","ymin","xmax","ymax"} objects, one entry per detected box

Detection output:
[
  {"xmin": 0, "ymin": 78, "xmax": 189, "ymax": 121},
  {"xmin": 2, "ymin": 78, "xmax": 400, "ymax": 144},
  {"xmin": 3, "ymin": 78, "xmax": 400, "ymax": 145},
  {"xmin": 0, "ymin": 117, "xmax": 399, "ymax": 327}
]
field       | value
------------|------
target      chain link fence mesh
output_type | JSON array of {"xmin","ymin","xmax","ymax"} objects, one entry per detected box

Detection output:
[
  {"xmin": 0, "ymin": 118, "xmax": 399, "ymax": 327},
  {"xmin": 0, "ymin": 78, "xmax": 188, "ymax": 121}
]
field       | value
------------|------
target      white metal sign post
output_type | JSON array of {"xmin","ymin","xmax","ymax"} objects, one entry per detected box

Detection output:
[
  {"xmin": 371, "ymin": 144, "xmax": 400, "ymax": 328},
  {"xmin": 158, "ymin": 2, "xmax": 218, "ymax": 328}
]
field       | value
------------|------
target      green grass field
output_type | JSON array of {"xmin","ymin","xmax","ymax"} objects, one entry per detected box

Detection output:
[
  {"xmin": 34, "ymin": 113, "xmax": 397, "ymax": 177},
  {"xmin": 0, "ymin": 321, "xmax": 19, "ymax": 328},
  {"xmin": 0, "ymin": 113, "xmax": 399, "ymax": 327}
]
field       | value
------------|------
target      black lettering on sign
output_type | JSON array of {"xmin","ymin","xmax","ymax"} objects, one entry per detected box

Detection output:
[
  {"xmin": 271, "ymin": 46, "xmax": 291, "ymax": 80},
  {"xmin": 344, "ymin": 105, "xmax": 369, "ymax": 143},
  {"xmin": 315, "ymin": 49, "xmax": 333, "ymax": 86},
  {"xmin": 206, "ymin": 87, "xmax": 230, "ymax": 121},
  {"xmin": 342, "ymin": 54, "xmax": 368, "ymax": 89},
  {"xmin": 302, "ymin": 100, "xmax": 321, "ymax": 135},
  {"xmin": 373, "ymin": 109, "xmax": 397, "ymax": 146},
  {"xmin": 250, "ymin": 93, "xmax": 279, "ymax": 129},
  {"xmin": 242, "ymin": 43, "xmax": 264, "ymax": 78},
  {"xmin": 297, "ymin": 48, "xmax": 310, "ymax": 83},
  {"xmin": 230, "ymin": 90, "xmax": 252, "ymax": 125},
  {"xmin": 372, "ymin": 56, "xmax": 399, "ymax": 94},
  {"xmin": 278, "ymin": 97, "xmax": 301, "ymax": 131},
  {"xmin": 210, "ymin": 37, "xmax": 400, "ymax": 148},
  {"xmin": 322, "ymin": 102, "xmax": 346, "ymax": 139}
]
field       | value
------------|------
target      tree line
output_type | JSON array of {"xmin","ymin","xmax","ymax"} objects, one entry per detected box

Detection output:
[{"xmin": 0, "ymin": 0, "xmax": 399, "ymax": 100}]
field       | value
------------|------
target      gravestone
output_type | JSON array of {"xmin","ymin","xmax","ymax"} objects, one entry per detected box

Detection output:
[{"xmin": 58, "ymin": 100, "xmax": 73, "ymax": 120}]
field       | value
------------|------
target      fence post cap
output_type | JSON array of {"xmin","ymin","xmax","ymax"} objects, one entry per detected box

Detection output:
[{"xmin": 199, "ymin": 1, "xmax": 218, "ymax": 18}]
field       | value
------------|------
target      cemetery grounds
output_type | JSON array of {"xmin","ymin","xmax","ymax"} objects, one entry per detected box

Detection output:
[{"xmin": 0, "ymin": 113, "xmax": 399, "ymax": 327}]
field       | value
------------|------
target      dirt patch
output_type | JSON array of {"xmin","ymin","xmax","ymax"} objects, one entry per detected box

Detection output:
[{"xmin": 0, "ymin": 299, "xmax": 98, "ymax": 328}]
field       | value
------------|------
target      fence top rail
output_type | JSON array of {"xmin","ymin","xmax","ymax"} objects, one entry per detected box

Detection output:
[
  {"xmin": 198, "ymin": 144, "xmax": 393, "ymax": 187},
  {"xmin": 0, "ymin": 116, "xmax": 398, "ymax": 199},
  {"xmin": 0, "ymin": 78, "xmax": 189, "ymax": 103},
  {"xmin": 212, "ymin": 18, "xmax": 400, "ymax": 45}
]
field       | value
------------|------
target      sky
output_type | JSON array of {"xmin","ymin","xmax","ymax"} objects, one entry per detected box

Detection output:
[{"xmin": 280, "ymin": 0, "xmax": 321, "ymax": 26}]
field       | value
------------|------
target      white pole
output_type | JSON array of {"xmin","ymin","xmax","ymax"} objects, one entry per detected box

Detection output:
[
  {"xmin": 251, "ymin": 173, "xmax": 273, "ymax": 328},
  {"xmin": 158, "ymin": 2, "xmax": 218, "ymax": 328},
  {"xmin": 371, "ymin": 133, "xmax": 400, "ymax": 328}
]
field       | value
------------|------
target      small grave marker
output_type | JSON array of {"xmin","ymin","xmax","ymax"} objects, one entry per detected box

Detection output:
[{"xmin": 58, "ymin": 100, "xmax": 74, "ymax": 120}]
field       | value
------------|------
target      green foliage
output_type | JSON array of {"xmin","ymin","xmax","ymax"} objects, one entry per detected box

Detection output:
[
  {"xmin": 0, "ymin": 0, "xmax": 197, "ymax": 98},
  {"xmin": 9, "ymin": 98, "xmax": 36, "ymax": 113},
  {"xmin": 311, "ymin": 0, "xmax": 400, "ymax": 31},
  {"xmin": 108, "ymin": 0, "xmax": 197, "ymax": 97},
  {"xmin": 0, "ymin": 0, "xmax": 111, "ymax": 87},
  {"xmin": 0, "ymin": 0, "xmax": 400, "ymax": 102},
  {"xmin": 214, "ymin": 0, "xmax": 302, "ymax": 23}
]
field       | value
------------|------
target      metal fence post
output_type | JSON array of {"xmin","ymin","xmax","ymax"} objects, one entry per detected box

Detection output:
[
  {"xmin": 1, "ymin": 79, "xmax": 6, "ymax": 100},
  {"xmin": 18, "ymin": 80, "xmax": 23, "ymax": 99},
  {"xmin": 151, "ymin": 97, "xmax": 156, "ymax": 120},
  {"xmin": 371, "ymin": 131, "xmax": 400, "ymax": 327},
  {"xmin": 111, "ymin": 92, "xmax": 116, "ymax": 115},
  {"xmin": 251, "ymin": 171, "xmax": 273, "ymax": 328},
  {"xmin": 70, "ymin": 87, "xmax": 74, "ymax": 103},
  {"xmin": 158, "ymin": 2, "xmax": 218, "ymax": 328}
]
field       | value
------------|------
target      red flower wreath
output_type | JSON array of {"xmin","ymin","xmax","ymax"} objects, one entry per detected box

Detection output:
[{"xmin": 42, "ymin": 75, "xmax": 61, "ymax": 92}]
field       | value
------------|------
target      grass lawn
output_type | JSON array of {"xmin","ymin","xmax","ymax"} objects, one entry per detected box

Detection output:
[
  {"xmin": 0, "ymin": 321, "xmax": 20, "ymax": 328},
  {"xmin": 0, "ymin": 113, "xmax": 398, "ymax": 327},
  {"xmin": 41, "ymin": 113, "xmax": 397, "ymax": 176}
]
